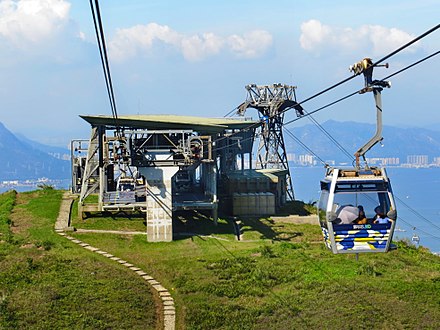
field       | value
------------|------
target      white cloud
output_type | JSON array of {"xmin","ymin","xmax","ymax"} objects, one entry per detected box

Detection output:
[
  {"xmin": 0, "ymin": 0, "xmax": 70, "ymax": 47},
  {"xmin": 181, "ymin": 33, "xmax": 224, "ymax": 61},
  {"xmin": 299, "ymin": 20, "xmax": 331, "ymax": 52},
  {"xmin": 299, "ymin": 19, "xmax": 417, "ymax": 56},
  {"xmin": 227, "ymin": 30, "xmax": 273, "ymax": 59},
  {"xmin": 109, "ymin": 23, "xmax": 273, "ymax": 62},
  {"xmin": 109, "ymin": 23, "xmax": 181, "ymax": 61}
]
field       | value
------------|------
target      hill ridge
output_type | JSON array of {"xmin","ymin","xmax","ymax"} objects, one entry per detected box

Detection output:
[
  {"xmin": 287, "ymin": 120, "xmax": 440, "ymax": 163},
  {"xmin": 0, "ymin": 122, "xmax": 69, "ymax": 180}
]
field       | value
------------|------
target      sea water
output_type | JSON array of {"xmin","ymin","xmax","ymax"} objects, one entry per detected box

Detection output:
[
  {"xmin": 0, "ymin": 179, "xmax": 70, "ymax": 194},
  {"xmin": 290, "ymin": 166, "xmax": 440, "ymax": 254}
]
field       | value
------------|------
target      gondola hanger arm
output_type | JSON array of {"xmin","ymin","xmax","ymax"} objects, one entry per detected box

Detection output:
[{"xmin": 350, "ymin": 58, "xmax": 390, "ymax": 168}]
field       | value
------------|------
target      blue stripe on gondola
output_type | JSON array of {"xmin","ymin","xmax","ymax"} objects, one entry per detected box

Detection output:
[
  {"xmin": 338, "ymin": 240, "xmax": 355, "ymax": 249},
  {"xmin": 321, "ymin": 228, "xmax": 332, "ymax": 249},
  {"xmin": 370, "ymin": 241, "xmax": 388, "ymax": 248}
]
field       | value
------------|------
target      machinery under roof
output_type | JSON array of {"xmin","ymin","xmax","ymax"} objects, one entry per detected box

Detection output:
[{"xmin": 80, "ymin": 114, "xmax": 258, "ymax": 134}]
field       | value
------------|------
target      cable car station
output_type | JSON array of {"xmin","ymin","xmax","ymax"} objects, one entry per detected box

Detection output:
[{"xmin": 71, "ymin": 87, "xmax": 298, "ymax": 242}]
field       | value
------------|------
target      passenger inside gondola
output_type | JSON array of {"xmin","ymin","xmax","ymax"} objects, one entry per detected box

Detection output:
[
  {"xmin": 355, "ymin": 205, "xmax": 368, "ymax": 224},
  {"xmin": 336, "ymin": 205, "xmax": 359, "ymax": 224},
  {"xmin": 373, "ymin": 205, "xmax": 392, "ymax": 224}
]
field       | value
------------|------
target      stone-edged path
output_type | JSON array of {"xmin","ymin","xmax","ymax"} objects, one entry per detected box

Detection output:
[{"xmin": 54, "ymin": 192, "xmax": 176, "ymax": 330}]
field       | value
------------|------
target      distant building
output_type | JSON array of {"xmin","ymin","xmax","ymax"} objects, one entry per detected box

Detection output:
[
  {"xmin": 287, "ymin": 153, "xmax": 296, "ymax": 162},
  {"xmin": 288, "ymin": 153, "xmax": 317, "ymax": 166},
  {"xmin": 289, "ymin": 153, "xmax": 440, "ymax": 167},
  {"xmin": 298, "ymin": 154, "xmax": 316, "ymax": 166},
  {"xmin": 2, "ymin": 180, "xmax": 18, "ymax": 185},
  {"xmin": 407, "ymin": 155, "xmax": 429, "ymax": 166},
  {"xmin": 366, "ymin": 157, "xmax": 400, "ymax": 166}
]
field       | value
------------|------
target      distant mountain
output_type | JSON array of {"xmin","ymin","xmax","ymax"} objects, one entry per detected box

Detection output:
[
  {"xmin": 15, "ymin": 133, "xmax": 70, "ymax": 160},
  {"xmin": 286, "ymin": 120, "xmax": 440, "ymax": 163},
  {"xmin": 1, "ymin": 119, "xmax": 439, "ymax": 181},
  {"xmin": 422, "ymin": 123, "xmax": 440, "ymax": 132},
  {"xmin": 0, "ymin": 122, "xmax": 70, "ymax": 181}
]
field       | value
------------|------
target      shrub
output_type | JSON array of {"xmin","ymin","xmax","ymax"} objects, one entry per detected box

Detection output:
[{"xmin": 37, "ymin": 183, "xmax": 54, "ymax": 190}]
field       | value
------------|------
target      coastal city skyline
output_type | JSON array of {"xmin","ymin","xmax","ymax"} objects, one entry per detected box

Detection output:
[{"xmin": 288, "ymin": 153, "xmax": 440, "ymax": 168}]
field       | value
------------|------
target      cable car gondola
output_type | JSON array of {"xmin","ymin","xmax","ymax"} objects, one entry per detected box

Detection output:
[{"xmin": 318, "ymin": 58, "xmax": 397, "ymax": 254}]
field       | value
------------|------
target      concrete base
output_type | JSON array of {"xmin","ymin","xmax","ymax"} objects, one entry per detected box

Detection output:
[
  {"xmin": 142, "ymin": 166, "xmax": 178, "ymax": 242},
  {"xmin": 146, "ymin": 215, "xmax": 173, "ymax": 242}
]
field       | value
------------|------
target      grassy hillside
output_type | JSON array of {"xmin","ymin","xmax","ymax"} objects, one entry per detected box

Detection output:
[
  {"xmin": 2, "ymin": 190, "xmax": 440, "ymax": 329},
  {"xmin": 0, "ymin": 189, "xmax": 157, "ymax": 329}
]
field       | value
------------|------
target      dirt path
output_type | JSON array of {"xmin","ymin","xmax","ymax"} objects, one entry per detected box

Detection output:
[
  {"xmin": 55, "ymin": 192, "xmax": 176, "ymax": 330},
  {"xmin": 54, "ymin": 193, "xmax": 74, "ymax": 231}
]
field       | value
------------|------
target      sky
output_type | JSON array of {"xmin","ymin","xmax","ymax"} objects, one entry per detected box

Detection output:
[{"xmin": 0, "ymin": 0, "xmax": 439, "ymax": 147}]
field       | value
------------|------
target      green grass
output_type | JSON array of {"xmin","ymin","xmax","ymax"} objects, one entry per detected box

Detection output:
[
  {"xmin": 0, "ymin": 190, "xmax": 157, "ymax": 329},
  {"xmin": 0, "ymin": 190, "xmax": 17, "ymax": 245},
  {"xmin": 2, "ymin": 190, "xmax": 440, "ymax": 329},
  {"xmin": 71, "ymin": 206, "xmax": 440, "ymax": 329}
]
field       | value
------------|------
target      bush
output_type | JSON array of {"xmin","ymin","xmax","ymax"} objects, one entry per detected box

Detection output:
[{"xmin": 37, "ymin": 183, "xmax": 54, "ymax": 191}]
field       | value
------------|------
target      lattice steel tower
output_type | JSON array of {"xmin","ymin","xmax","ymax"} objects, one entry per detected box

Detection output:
[{"xmin": 237, "ymin": 83, "xmax": 304, "ymax": 200}]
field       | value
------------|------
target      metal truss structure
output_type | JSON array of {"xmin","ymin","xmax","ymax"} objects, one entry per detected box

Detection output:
[{"xmin": 237, "ymin": 83, "xmax": 302, "ymax": 200}]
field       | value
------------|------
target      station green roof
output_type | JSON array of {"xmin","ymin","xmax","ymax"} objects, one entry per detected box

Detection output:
[{"xmin": 80, "ymin": 114, "xmax": 258, "ymax": 134}]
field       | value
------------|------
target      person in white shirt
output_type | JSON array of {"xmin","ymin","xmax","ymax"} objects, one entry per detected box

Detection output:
[{"xmin": 373, "ymin": 205, "xmax": 391, "ymax": 224}]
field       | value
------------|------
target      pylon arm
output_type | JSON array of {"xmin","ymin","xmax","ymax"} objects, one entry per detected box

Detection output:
[{"xmin": 237, "ymin": 99, "xmax": 304, "ymax": 117}]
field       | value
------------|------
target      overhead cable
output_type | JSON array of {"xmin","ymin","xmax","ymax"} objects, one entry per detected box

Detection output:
[
  {"xmin": 211, "ymin": 48, "xmax": 440, "ymax": 157},
  {"xmin": 213, "ymin": 24, "xmax": 440, "ymax": 148},
  {"xmin": 397, "ymin": 217, "xmax": 440, "ymax": 241},
  {"xmin": 304, "ymin": 112, "xmax": 355, "ymax": 162},
  {"xmin": 395, "ymin": 196, "xmax": 440, "ymax": 233},
  {"xmin": 282, "ymin": 49, "xmax": 440, "ymax": 129},
  {"xmin": 382, "ymin": 50, "xmax": 440, "ymax": 81},
  {"xmin": 224, "ymin": 107, "xmax": 239, "ymax": 117},
  {"xmin": 372, "ymin": 23, "xmax": 440, "ymax": 67},
  {"xmin": 298, "ymin": 23, "xmax": 440, "ymax": 107},
  {"xmin": 283, "ymin": 128, "xmax": 328, "ymax": 166},
  {"xmin": 89, "ymin": 0, "xmax": 120, "ymax": 133}
]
